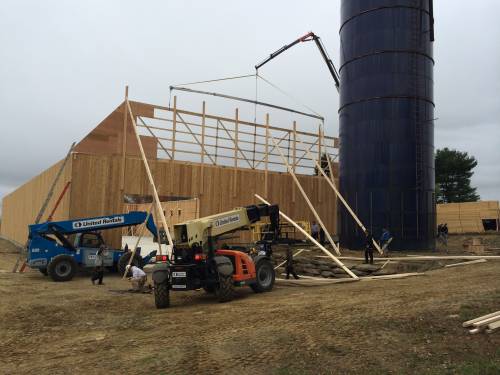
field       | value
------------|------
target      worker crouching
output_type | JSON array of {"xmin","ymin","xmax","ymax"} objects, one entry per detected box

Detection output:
[{"xmin": 126, "ymin": 265, "xmax": 148, "ymax": 292}]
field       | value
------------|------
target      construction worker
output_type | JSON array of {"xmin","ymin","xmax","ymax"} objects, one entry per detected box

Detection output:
[
  {"xmin": 380, "ymin": 228, "xmax": 392, "ymax": 256},
  {"xmin": 443, "ymin": 223, "xmax": 449, "ymax": 245},
  {"xmin": 437, "ymin": 223, "xmax": 448, "ymax": 247},
  {"xmin": 285, "ymin": 248, "xmax": 300, "ymax": 280},
  {"xmin": 311, "ymin": 221, "xmax": 320, "ymax": 240},
  {"xmin": 319, "ymin": 227, "xmax": 325, "ymax": 245},
  {"xmin": 126, "ymin": 265, "xmax": 148, "ymax": 292},
  {"xmin": 364, "ymin": 231, "xmax": 375, "ymax": 265},
  {"xmin": 91, "ymin": 245, "xmax": 106, "ymax": 285}
]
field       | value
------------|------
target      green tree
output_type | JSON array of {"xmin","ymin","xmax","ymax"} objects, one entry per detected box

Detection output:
[{"xmin": 435, "ymin": 148, "xmax": 480, "ymax": 203}]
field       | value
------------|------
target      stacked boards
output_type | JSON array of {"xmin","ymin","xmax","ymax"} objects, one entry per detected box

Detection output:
[
  {"xmin": 463, "ymin": 311, "xmax": 500, "ymax": 334},
  {"xmin": 437, "ymin": 201, "xmax": 500, "ymax": 234}
]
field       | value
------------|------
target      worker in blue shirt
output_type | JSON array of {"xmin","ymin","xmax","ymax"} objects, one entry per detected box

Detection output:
[{"xmin": 380, "ymin": 228, "xmax": 392, "ymax": 255}]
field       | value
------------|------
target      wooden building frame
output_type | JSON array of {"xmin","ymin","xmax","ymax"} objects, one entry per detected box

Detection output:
[{"xmin": 1, "ymin": 90, "xmax": 339, "ymax": 248}]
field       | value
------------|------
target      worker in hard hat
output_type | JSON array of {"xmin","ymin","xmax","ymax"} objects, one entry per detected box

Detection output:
[{"xmin": 126, "ymin": 265, "xmax": 148, "ymax": 292}]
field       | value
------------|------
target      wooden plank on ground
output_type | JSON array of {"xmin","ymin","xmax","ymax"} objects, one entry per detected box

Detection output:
[
  {"xmin": 486, "ymin": 320, "xmax": 500, "ymax": 333},
  {"xmin": 324, "ymin": 256, "xmax": 500, "ymax": 261},
  {"xmin": 444, "ymin": 259, "xmax": 487, "ymax": 268},
  {"xmin": 472, "ymin": 314, "xmax": 500, "ymax": 327},
  {"xmin": 463, "ymin": 311, "xmax": 500, "ymax": 327}
]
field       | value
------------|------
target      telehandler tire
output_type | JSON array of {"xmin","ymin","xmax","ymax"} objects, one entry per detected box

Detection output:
[
  {"xmin": 48, "ymin": 254, "xmax": 77, "ymax": 282},
  {"xmin": 216, "ymin": 273, "xmax": 234, "ymax": 302},
  {"xmin": 154, "ymin": 281, "xmax": 170, "ymax": 309},
  {"xmin": 250, "ymin": 259, "xmax": 275, "ymax": 293},
  {"xmin": 203, "ymin": 285, "xmax": 216, "ymax": 294}
]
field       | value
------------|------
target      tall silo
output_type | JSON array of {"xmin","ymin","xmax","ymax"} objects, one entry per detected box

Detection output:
[{"xmin": 339, "ymin": 0, "xmax": 435, "ymax": 250}]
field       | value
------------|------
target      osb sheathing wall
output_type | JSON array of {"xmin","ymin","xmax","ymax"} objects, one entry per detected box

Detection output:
[
  {"xmin": 1, "ymin": 159, "xmax": 72, "ymax": 243},
  {"xmin": 74, "ymin": 101, "xmax": 157, "ymax": 159},
  {"xmin": 70, "ymin": 153, "xmax": 338, "ymax": 248}
]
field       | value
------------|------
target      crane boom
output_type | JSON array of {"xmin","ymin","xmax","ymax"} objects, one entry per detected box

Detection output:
[{"xmin": 255, "ymin": 31, "xmax": 340, "ymax": 92}]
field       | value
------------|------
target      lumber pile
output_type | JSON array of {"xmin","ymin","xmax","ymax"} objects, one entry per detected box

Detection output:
[
  {"xmin": 463, "ymin": 311, "xmax": 500, "ymax": 334},
  {"xmin": 437, "ymin": 201, "xmax": 500, "ymax": 234}
]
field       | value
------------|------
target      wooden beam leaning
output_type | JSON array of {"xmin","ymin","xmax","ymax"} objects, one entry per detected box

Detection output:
[
  {"xmin": 137, "ymin": 117, "xmax": 172, "ymax": 159},
  {"xmin": 268, "ymin": 131, "xmax": 341, "ymax": 256},
  {"xmin": 127, "ymin": 101, "xmax": 173, "ymax": 254},
  {"xmin": 255, "ymin": 194, "xmax": 358, "ymax": 279},
  {"xmin": 254, "ymin": 131, "xmax": 290, "ymax": 168},
  {"xmin": 217, "ymin": 120, "xmax": 253, "ymax": 169},
  {"xmin": 293, "ymin": 139, "xmax": 318, "ymax": 168},
  {"xmin": 176, "ymin": 113, "xmax": 217, "ymax": 165},
  {"xmin": 12, "ymin": 141, "xmax": 76, "ymax": 273},
  {"xmin": 296, "ymin": 137, "xmax": 384, "ymax": 255},
  {"xmin": 122, "ymin": 201, "xmax": 155, "ymax": 279}
]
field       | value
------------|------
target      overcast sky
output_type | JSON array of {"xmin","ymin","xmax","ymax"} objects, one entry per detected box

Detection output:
[{"xmin": 0, "ymin": 0, "xmax": 499, "ymax": 211}]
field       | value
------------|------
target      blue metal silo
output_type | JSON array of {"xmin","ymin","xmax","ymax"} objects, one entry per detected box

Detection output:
[{"xmin": 339, "ymin": 0, "xmax": 435, "ymax": 250}]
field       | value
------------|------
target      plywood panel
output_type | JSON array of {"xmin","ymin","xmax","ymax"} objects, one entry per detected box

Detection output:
[
  {"xmin": 123, "ymin": 198, "xmax": 199, "ymax": 236},
  {"xmin": 1, "ymin": 159, "xmax": 72, "ymax": 244},
  {"xmin": 74, "ymin": 101, "xmax": 157, "ymax": 159}
]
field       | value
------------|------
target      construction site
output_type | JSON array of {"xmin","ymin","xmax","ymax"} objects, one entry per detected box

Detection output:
[{"xmin": 1, "ymin": 1, "xmax": 499, "ymax": 374}]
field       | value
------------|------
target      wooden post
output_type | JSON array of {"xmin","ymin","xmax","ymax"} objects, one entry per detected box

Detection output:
[
  {"xmin": 318, "ymin": 125, "xmax": 322, "ymax": 203},
  {"xmin": 297, "ymin": 137, "xmax": 384, "ymax": 255},
  {"xmin": 120, "ymin": 85, "xmax": 129, "ymax": 192},
  {"xmin": 172, "ymin": 95, "xmax": 177, "ymax": 160},
  {"xmin": 268, "ymin": 131, "xmax": 341, "ymax": 256},
  {"xmin": 122, "ymin": 202, "xmax": 155, "ymax": 279},
  {"xmin": 200, "ymin": 101, "xmax": 206, "ymax": 195},
  {"xmin": 215, "ymin": 116, "xmax": 219, "ymax": 164},
  {"xmin": 233, "ymin": 108, "xmax": 239, "ymax": 198},
  {"xmin": 127, "ymin": 102, "xmax": 173, "ymax": 255},
  {"xmin": 255, "ymin": 194, "xmax": 358, "ymax": 279},
  {"xmin": 318, "ymin": 124, "xmax": 322, "ymax": 166},
  {"xmin": 234, "ymin": 108, "xmax": 239, "ymax": 168},
  {"xmin": 265, "ymin": 113, "xmax": 269, "ymax": 197},
  {"xmin": 292, "ymin": 121, "xmax": 297, "ymax": 203}
]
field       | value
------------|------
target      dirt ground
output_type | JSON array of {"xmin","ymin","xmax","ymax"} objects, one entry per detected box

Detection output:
[{"xmin": 1, "ymin": 237, "xmax": 499, "ymax": 375}]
